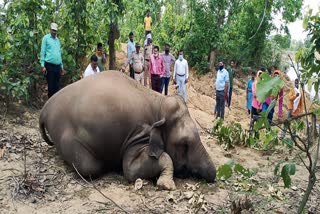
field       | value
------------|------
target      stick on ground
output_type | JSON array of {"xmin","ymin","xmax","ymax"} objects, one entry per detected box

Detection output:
[{"xmin": 72, "ymin": 163, "xmax": 129, "ymax": 214}]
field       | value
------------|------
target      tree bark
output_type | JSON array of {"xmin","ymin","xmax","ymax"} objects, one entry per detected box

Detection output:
[
  {"xmin": 209, "ymin": 48, "xmax": 217, "ymax": 72},
  {"xmin": 108, "ymin": 22, "xmax": 120, "ymax": 70}
]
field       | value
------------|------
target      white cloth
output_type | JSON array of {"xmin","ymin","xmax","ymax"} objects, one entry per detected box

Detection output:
[
  {"xmin": 173, "ymin": 59, "xmax": 189, "ymax": 80},
  {"xmin": 83, "ymin": 63, "xmax": 100, "ymax": 77},
  {"xmin": 176, "ymin": 74, "xmax": 187, "ymax": 103},
  {"xmin": 144, "ymin": 33, "xmax": 152, "ymax": 46},
  {"xmin": 293, "ymin": 87, "xmax": 301, "ymax": 111}
]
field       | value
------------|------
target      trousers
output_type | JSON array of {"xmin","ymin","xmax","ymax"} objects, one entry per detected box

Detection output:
[
  {"xmin": 176, "ymin": 75, "xmax": 186, "ymax": 103},
  {"xmin": 45, "ymin": 62, "xmax": 61, "ymax": 98},
  {"xmin": 216, "ymin": 90, "xmax": 225, "ymax": 119}
]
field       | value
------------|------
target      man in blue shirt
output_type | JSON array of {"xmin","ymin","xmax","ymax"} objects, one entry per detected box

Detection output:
[
  {"xmin": 40, "ymin": 23, "xmax": 64, "ymax": 98},
  {"xmin": 127, "ymin": 32, "xmax": 135, "ymax": 79},
  {"xmin": 215, "ymin": 61, "xmax": 229, "ymax": 120}
]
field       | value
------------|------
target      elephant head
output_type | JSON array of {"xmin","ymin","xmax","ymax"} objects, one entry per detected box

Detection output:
[{"xmin": 158, "ymin": 96, "xmax": 216, "ymax": 182}]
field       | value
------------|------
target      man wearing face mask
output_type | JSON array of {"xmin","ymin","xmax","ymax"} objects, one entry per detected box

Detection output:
[
  {"xmin": 280, "ymin": 78, "xmax": 304, "ymax": 140},
  {"xmin": 149, "ymin": 46, "xmax": 165, "ymax": 92},
  {"xmin": 215, "ymin": 61, "xmax": 229, "ymax": 120},
  {"xmin": 160, "ymin": 44, "xmax": 176, "ymax": 95},
  {"xmin": 173, "ymin": 50, "xmax": 189, "ymax": 103}
]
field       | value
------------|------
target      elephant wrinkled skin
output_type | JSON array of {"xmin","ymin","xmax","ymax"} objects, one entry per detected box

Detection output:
[{"xmin": 39, "ymin": 71, "xmax": 216, "ymax": 190}]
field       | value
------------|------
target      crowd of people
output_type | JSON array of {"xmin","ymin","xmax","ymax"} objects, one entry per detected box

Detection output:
[
  {"xmin": 116, "ymin": 10, "xmax": 189, "ymax": 103},
  {"xmin": 40, "ymin": 16, "xmax": 305, "ymax": 138},
  {"xmin": 246, "ymin": 67, "xmax": 304, "ymax": 139}
]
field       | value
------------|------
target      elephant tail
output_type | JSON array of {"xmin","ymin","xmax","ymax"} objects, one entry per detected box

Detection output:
[{"xmin": 39, "ymin": 115, "xmax": 54, "ymax": 146}]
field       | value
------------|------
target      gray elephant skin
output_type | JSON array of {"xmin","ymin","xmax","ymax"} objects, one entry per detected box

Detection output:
[{"xmin": 39, "ymin": 71, "xmax": 216, "ymax": 190}]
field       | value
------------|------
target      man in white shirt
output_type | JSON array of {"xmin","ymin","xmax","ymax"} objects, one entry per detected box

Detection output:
[
  {"xmin": 83, "ymin": 55, "xmax": 100, "ymax": 78},
  {"xmin": 173, "ymin": 50, "xmax": 189, "ymax": 103}
]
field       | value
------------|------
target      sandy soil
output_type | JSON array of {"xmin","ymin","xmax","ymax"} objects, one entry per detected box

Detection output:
[{"xmin": 0, "ymin": 46, "xmax": 319, "ymax": 213}]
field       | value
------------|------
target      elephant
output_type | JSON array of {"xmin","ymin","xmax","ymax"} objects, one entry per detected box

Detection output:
[{"xmin": 39, "ymin": 71, "xmax": 216, "ymax": 190}]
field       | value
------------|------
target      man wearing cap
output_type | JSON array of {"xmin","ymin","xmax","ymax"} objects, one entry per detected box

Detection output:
[
  {"xmin": 144, "ymin": 36, "xmax": 153, "ymax": 87},
  {"xmin": 40, "ymin": 23, "xmax": 64, "ymax": 98},
  {"xmin": 122, "ymin": 43, "xmax": 144, "ymax": 85}
]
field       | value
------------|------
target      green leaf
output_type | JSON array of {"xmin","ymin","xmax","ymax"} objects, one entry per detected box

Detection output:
[
  {"xmin": 274, "ymin": 160, "xmax": 286, "ymax": 176},
  {"xmin": 296, "ymin": 121, "xmax": 305, "ymax": 131},
  {"xmin": 303, "ymin": 15, "xmax": 309, "ymax": 29},
  {"xmin": 226, "ymin": 159, "xmax": 235, "ymax": 167},
  {"xmin": 314, "ymin": 108, "xmax": 320, "ymax": 115},
  {"xmin": 217, "ymin": 164, "xmax": 233, "ymax": 180},
  {"xmin": 256, "ymin": 73, "xmax": 285, "ymax": 103},
  {"xmin": 282, "ymin": 138, "xmax": 293, "ymax": 149},
  {"xmin": 281, "ymin": 163, "xmax": 296, "ymax": 188},
  {"xmin": 234, "ymin": 163, "xmax": 253, "ymax": 177},
  {"xmin": 254, "ymin": 116, "xmax": 264, "ymax": 129}
]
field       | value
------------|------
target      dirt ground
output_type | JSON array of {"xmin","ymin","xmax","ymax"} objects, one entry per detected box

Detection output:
[{"xmin": 0, "ymin": 48, "xmax": 320, "ymax": 213}]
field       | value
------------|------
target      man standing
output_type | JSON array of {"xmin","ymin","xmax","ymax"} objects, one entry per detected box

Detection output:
[
  {"xmin": 227, "ymin": 60, "xmax": 236, "ymax": 108},
  {"xmin": 40, "ymin": 22, "xmax": 64, "ymax": 98},
  {"xmin": 96, "ymin": 43, "xmax": 107, "ymax": 72},
  {"xmin": 160, "ymin": 44, "xmax": 175, "ymax": 95},
  {"xmin": 127, "ymin": 32, "xmax": 135, "ymax": 79},
  {"xmin": 144, "ymin": 37, "xmax": 153, "ymax": 87},
  {"xmin": 144, "ymin": 10, "xmax": 152, "ymax": 36},
  {"xmin": 122, "ymin": 43, "xmax": 144, "ymax": 85},
  {"xmin": 173, "ymin": 50, "xmax": 189, "ymax": 103},
  {"xmin": 149, "ymin": 46, "xmax": 165, "ymax": 92},
  {"xmin": 215, "ymin": 61, "xmax": 229, "ymax": 120},
  {"xmin": 83, "ymin": 55, "xmax": 100, "ymax": 77}
]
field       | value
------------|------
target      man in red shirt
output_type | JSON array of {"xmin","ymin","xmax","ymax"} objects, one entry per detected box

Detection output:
[{"xmin": 149, "ymin": 46, "xmax": 165, "ymax": 92}]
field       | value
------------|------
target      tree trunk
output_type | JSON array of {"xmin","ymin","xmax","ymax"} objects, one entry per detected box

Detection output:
[
  {"xmin": 209, "ymin": 48, "xmax": 217, "ymax": 72},
  {"xmin": 108, "ymin": 22, "xmax": 120, "ymax": 70}
]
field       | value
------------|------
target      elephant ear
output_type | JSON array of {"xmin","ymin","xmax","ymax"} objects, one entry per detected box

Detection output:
[
  {"xmin": 121, "ymin": 124, "xmax": 151, "ymax": 158},
  {"xmin": 148, "ymin": 118, "xmax": 166, "ymax": 159}
]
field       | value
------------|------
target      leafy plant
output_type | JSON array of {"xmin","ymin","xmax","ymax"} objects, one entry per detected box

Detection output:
[
  {"xmin": 217, "ymin": 160, "xmax": 255, "ymax": 181},
  {"xmin": 210, "ymin": 118, "xmax": 257, "ymax": 150},
  {"xmin": 274, "ymin": 161, "xmax": 296, "ymax": 188}
]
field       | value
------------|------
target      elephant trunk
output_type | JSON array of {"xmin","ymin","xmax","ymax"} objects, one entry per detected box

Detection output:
[
  {"xmin": 198, "ymin": 157, "xmax": 216, "ymax": 182},
  {"xmin": 190, "ymin": 144, "xmax": 216, "ymax": 182}
]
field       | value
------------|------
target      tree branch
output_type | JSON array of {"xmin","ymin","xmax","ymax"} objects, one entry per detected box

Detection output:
[
  {"xmin": 72, "ymin": 163, "xmax": 129, "ymax": 214},
  {"xmin": 249, "ymin": 0, "xmax": 267, "ymax": 40}
]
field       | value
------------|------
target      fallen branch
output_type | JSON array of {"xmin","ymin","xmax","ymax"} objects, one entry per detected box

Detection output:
[
  {"xmin": 72, "ymin": 163, "xmax": 129, "ymax": 214},
  {"xmin": 194, "ymin": 118, "xmax": 211, "ymax": 134}
]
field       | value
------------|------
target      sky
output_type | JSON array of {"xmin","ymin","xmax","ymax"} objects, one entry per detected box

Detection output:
[{"xmin": 285, "ymin": 0, "xmax": 320, "ymax": 41}]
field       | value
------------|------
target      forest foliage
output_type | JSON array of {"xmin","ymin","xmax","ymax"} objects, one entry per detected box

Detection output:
[{"xmin": 0, "ymin": 0, "xmax": 307, "ymax": 102}]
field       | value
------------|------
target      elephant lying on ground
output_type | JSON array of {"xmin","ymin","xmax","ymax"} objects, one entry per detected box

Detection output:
[{"xmin": 39, "ymin": 71, "xmax": 216, "ymax": 190}]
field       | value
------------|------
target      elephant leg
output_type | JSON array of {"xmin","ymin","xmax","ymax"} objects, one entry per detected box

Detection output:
[
  {"xmin": 58, "ymin": 131, "xmax": 104, "ymax": 178},
  {"xmin": 123, "ymin": 148, "xmax": 176, "ymax": 190}
]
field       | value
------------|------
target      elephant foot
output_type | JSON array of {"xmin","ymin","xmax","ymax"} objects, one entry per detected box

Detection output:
[{"xmin": 157, "ymin": 176, "xmax": 176, "ymax": 190}]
